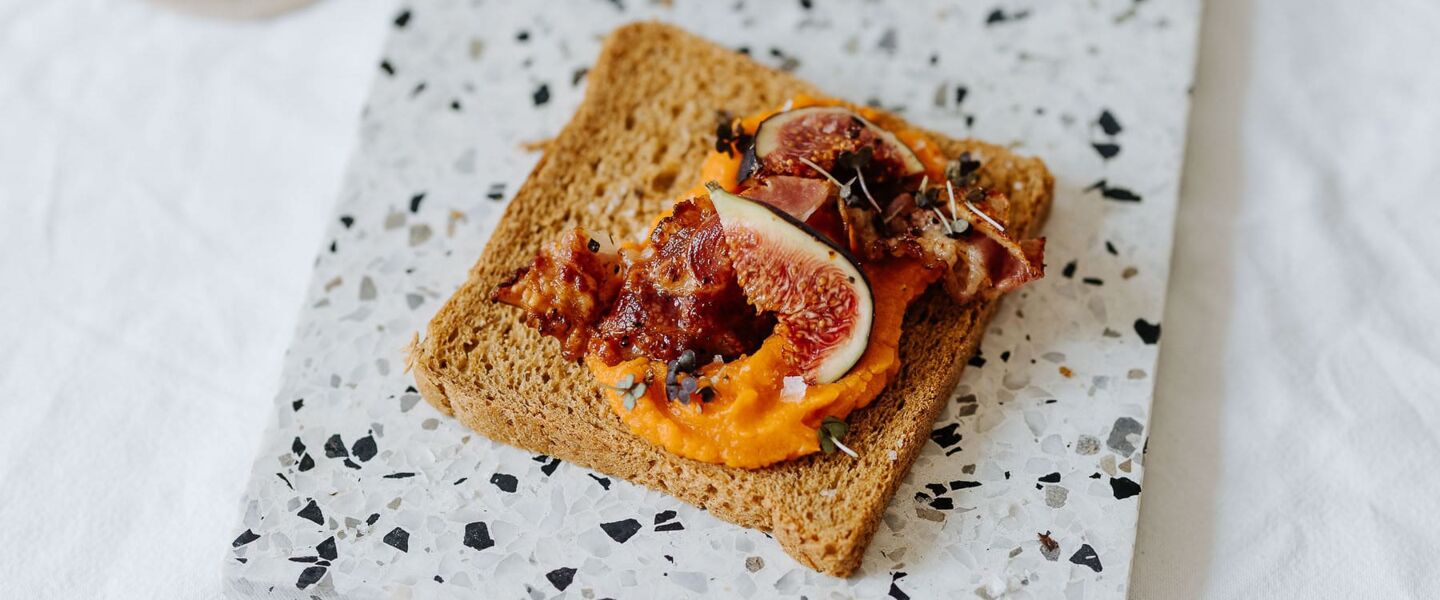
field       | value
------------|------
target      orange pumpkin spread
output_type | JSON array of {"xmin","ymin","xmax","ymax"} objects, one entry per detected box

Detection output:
[
  {"xmin": 493, "ymin": 96, "xmax": 1046, "ymax": 469},
  {"xmin": 590, "ymin": 260, "xmax": 935, "ymax": 468}
]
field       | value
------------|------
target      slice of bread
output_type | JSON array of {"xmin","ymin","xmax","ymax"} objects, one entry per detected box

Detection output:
[{"xmin": 409, "ymin": 21, "xmax": 1052, "ymax": 577}]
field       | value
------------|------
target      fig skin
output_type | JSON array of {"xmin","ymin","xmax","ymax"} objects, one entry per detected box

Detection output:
[{"xmin": 752, "ymin": 106, "xmax": 925, "ymax": 182}]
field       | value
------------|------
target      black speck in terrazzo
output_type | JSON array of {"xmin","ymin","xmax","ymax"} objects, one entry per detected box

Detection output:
[
  {"xmin": 351, "ymin": 435, "xmax": 377, "ymax": 462},
  {"xmin": 928, "ymin": 497, "xmax": 954, "ymax": 510},
  {"xmin": 328, "ymin": 240, "xmax": 336, "ymax": 253},
  {"xmin": 924, "ymin": 482, "xmax": 946, "ymax": 496},
  {"xmin": 1111, "ymin": 476, "xmax": 1142, "ymax": 499},
  {"xmin": 383, "ymin": 527, "xmax": 410, "ymax": 552},
  {"xmin": 434, "ymin": 575, "xmax": 444, "ymax": 583},
  {"xmin": 1103, "ymin": 185, "xmax": 1142, "ymax": 202},
  {"xmin": 799, "ymin": 0, "xmax": 812, "ymax": 9},
  {"xmin": 985, "ymin": 7, "xmax": 1030, "ymax": 25},
  {"xmin": 1098, "ymin": 110, "xmax": 1123, "ymax": 135},
  {"xmin": 1000, "ymin": 350, "xmax": 1011, "ymax": 362},
  {"xmin": 516, "ymin": 30, "xmax": 530, "ymax": 42},
  {"xmin": 291, "ymin": 398, "xmax": 304, "ymax": 411},
  {"xmin": 950, "ymin": 480, "xmax": 981, "ymax": 490},
  {"xmin": 930, "ymin": 423, "xmax": 963, "ymax": 454},
  {"xmin": 289, "ymin": 555, "xmax": 317, "ymax": 563},
  {"xmin": 232, "ymin": 529, "xmax": 260, "ymax": 548},
  {"xmin": 736, "ymin": 45, "xmax": 751, "ymax": 55},
  {"xmin": 342, "ymin": 458, "xmax": 361, "ymax": 470},
  {"xmin": 489, "ymin": 473, "xmax": 518, "ymax": 493},
  {"xmin": 1134, "ymin": 318, "xmax": 1162, "ymax": 344},
  {"xmin": 453, "ymin": 477, "xmax": 467, "ymax": 485},
  {"xmin": 1106, "ymin": 240, "xmax": 1119, "ymax": 255},
  {"xmin": 409, "ymin": 192, "xmax": 425, "ymax": 214},
  {"xmin": 486, "ymin": 183, "xmax": 506, "ymax": 201},
  {"xmin": 383, "ymin": 472, "xmax": 415, "ymax": 479},
  {"xmin": 366, "ymin": 513, "xmax": 380, "ymax": 526},
  {"xmin": 955, "ymin": 86, "xmax": 968, "ymax": 105},
  {"xmin": 587, "ymin": 474, "xmax": 612, "ymax": 489},
  {"xmin": 655, "ymin": 521, "xmax": 685, "ymax": 532},
  {"xmin": 324, "ymin": 434, "xmax": 347, "ymax": 458},
  {"xmin": 965, "ymin": 114, "xmax": 976, "ymax": 128},
  {"xmin": 539, "ymin": 456, "xmax": 562, "ymax": 476},
  {"xmin": 405, "ymin": 385, "xmax": 417, "ymax": 393},
  {"xmin": 888, "ymin": 571, "xmax": 911, "ymax": 600},
  {"xmin": 968, "ymin": 351, "xmax": 986, "ymax": 367},
  {"xmin": 410, "ymin": 82, "xmax": 426, "ymax": 97},
  {"xmin": 546, "ymin": 567, "xmax": 577, "ymax": 591},
  {"xmin": 1062, "ymin": 260, "xmax": 1077, "ymax": 278},
  {"xmin": 572, "ymin": 67, "xmax": 589, "ymax": 87},
  {"xmin": 393, "ymin": 9, "xmax": 410, "ymax": 28},
  {"xmin": 338, "ymin": 216, "xmax": 353, "ymax": 229},
  {"xmin": 1092, "ymin": 142, "xmax": 1120, "ymax": 159},
  {"xmin": 276, "ymin": 472, "xmax": 293, "ymax": 490},
  {"xmin": 654, "ymin": 510, "xmax": 677, "ymax": 525},
  {"xmin": 532, "ymin": 83, "xmax": 551, "ymax": 106},
  {"xmin": 379, "ymin": 59, "xmax": 394, "ymax": 76},
  {"xmin": 296, "ymin": 565, "xmax": 326, "ymax": 589},
  {"xmin": 1039, "ymin": 472, "xmax": 1061, "ymax": 483},
  {"xmin": 601, "ymin": 518, "xmax": 643, "ymax": 543},
  {"xmin": 877, "ymin": 28, "xmax": 897, "ymax": 54},
  {"xmin": 1069, "ymin": 543, "xmax": 1103, "ymax": 572},
  {"xmin": 297, "ymin": 500, "xmax": 323, "ymax": 525},
  {"xmin": 464, "ymin": 522, "xmax": 495, "ymax": 551},
  {"xmin": 297, "ymin": 454, "xmax": 315, "ymax": 472},
  {"xmin": 767, "ymin": 47, "xmax": 801, "ymax": 72},
  {"xmin": 1083, "ymin": 277, "xmax": 1104, "ymax": 286},
  {"xmin": 1107, "ymin": 416, "xmax": 1145, "ymax": 455},
  {"xmin": 292, "ymin": 436, "xmax": 306, "ymax": 456},
  {"xmin": 316, "ymin": 536, "xmax": 337, "ymax": 561}
]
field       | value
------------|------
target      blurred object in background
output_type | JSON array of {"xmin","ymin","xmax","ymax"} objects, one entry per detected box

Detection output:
[{"xmin": 148, "ymin": 0, "xmax": 319, "ymax": 19}]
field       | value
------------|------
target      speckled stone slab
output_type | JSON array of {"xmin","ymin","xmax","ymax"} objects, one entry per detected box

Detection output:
[{"xmin": 224, "ymin": 1, "xmax": 1199, "ymax": 598}]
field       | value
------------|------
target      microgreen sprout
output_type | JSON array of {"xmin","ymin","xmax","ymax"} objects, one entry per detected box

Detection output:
[
  {"xmin": 608, "ymin": 373, "xmax": 648, "ymax": 411},
  {"xmin": 818, "ymin": 416, "xmax": 858, "ymax": 458}
]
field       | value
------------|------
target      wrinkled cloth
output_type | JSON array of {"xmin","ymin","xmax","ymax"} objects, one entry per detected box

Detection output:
[
  {"xmin": 1133, "ymin": 0, "xmax": 1440, "ymax": 598},
  {"xmin": 1, "ymin": 0, "xmax": 1438, "ymax": 598},
  {"xmin": 0, "ymin": 0, "xmax": 393, "ymax": 598}
]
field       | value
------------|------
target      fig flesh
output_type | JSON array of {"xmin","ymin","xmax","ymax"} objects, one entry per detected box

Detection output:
[
  {"xmin": 753, "ymin": 106, "xmax": 925, "ymax": 181},
  {"xmin": 707, "ymin": 183, "xmax": 874, "ymax": 384}
]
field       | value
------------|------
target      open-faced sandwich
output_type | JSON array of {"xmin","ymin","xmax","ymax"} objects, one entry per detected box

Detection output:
[{"xmin": 409, "ymin": 22, "xmax": 1053, "ymax": 576}]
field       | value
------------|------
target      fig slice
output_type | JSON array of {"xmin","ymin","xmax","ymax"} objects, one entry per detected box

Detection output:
[
  {"xmin": 707, "ymin": 182, "xmax": 874, "ymax": 384},
  {"xmin": 753, "ymin": 106, "xmax": 925, "ymax": 180}
]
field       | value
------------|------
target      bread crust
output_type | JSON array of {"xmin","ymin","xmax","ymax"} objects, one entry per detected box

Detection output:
[{"xmin": 409, "ymin": 21, "xmax": 1053, "ymax": 577}]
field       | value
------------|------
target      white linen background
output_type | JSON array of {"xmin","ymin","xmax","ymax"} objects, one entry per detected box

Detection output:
[{"xmin": 0, "ymin": 0, "xmax": 1435, "ymax": 598}]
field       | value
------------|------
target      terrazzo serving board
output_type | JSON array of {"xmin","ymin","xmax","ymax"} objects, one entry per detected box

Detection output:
[{"xmin": 225, "ymin": 1, "xmax": 1199, "ymax": 598}]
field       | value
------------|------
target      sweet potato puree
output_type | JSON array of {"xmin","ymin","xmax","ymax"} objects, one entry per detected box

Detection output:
[{"xmin": 589, "ymin": 97, "xmax": 947, "ymax": 468}]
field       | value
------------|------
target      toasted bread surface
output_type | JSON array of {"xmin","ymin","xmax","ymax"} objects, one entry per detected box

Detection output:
[{"xmin": 410, "ymin": 21, "xmax": 1052, "ymax": 576}]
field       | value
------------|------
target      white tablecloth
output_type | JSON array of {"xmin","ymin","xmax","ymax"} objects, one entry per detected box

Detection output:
[{"xmin": 1, "ymin": 0, "xmax": 1436, "ymax": 598}]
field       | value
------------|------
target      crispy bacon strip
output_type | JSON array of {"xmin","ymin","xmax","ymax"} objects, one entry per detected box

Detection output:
[
  {"xmin": 590, "ymin": 198, "xmax": 771, "ymax": 365},
  {"xmin": 868, "ymin": 188, "xmax": 1045, "ymax": 305},
  {"xmin": 493, "ymin": 200, "xmax": 771, "ymax": 366},
  {"xmin": 492, "ymin": 229, "xmax": 621, "ymax": 361},
  {"xmin": 738, "ymin": 175, "xmax": 834, "ymax": 221}
]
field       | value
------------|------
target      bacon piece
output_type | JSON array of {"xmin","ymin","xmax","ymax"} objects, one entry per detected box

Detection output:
[
  {"xmin": 492, "ymin": 229, "xmax": 622, "ymax": 361},
  {"xmin": 589, "ymin": 198, "xmax": 773, "ymax": 365},
  {"xmin": 739, "ymin": 175, "xmax": 834, "ymax": 221},
  {"xmin": 865, "ymin": 188, "xmax": 1045, "ymax": 305}
]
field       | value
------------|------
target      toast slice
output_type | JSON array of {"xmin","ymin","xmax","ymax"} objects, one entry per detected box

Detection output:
[{"xmin": 409, "ymin": 21, "xmax": 1052, "ymax": 577}]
